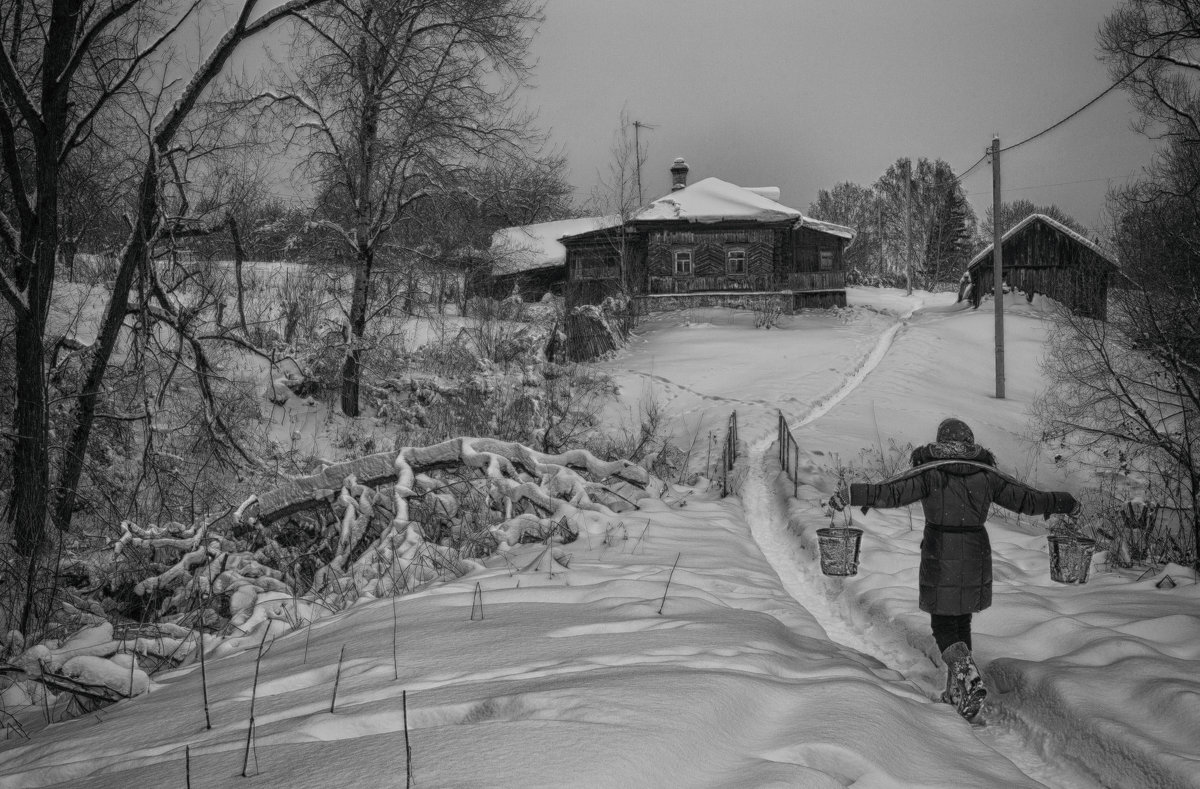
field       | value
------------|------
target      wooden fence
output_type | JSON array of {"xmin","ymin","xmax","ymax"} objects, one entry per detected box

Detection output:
[
  {"xmin": 719, "ymin": 411, "xmax": 739, "ymax": 497},
  {"xmin": 777, "ymin": 410, "xmax": 800, "ymax": 498}
]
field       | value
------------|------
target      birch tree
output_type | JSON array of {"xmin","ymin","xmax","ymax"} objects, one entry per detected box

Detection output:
[
  {"xmin": 874, "ymin": 157, "xmax": 975, "ymax": 290},
  {"xmin": 267, "ymin": 0, "xmax": 544, "ymax": 417}
]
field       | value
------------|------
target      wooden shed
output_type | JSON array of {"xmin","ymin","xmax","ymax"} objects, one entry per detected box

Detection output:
[
  {"xmin": 562, "ymin": 174, "xmax": 853, "ymax": 314},
  {"xmin": 966, "ymin": 214, "xmax": 1118, "ymax": 320}
]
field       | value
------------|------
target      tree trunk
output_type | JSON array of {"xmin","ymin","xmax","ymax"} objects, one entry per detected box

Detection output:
[
  {"xmin": 340, "ymin": 246, "xmax": 373, "ymax": 417},
  {"xmin": 51, "ymin": 155, "xmax": 159, "ymax": 538},
  {"xmin": 228, "ymin": 216, "xmax": 250, "ymax": 335},
  {"xmin": 11, "ymin": 92, "xmax": 66, "ymax": 563},
  {"xmin": 12, "ymin": 318, "xmax": 50, "ymax": 558},
  {"xmin": 12, "ymin": 257, "xmax": 51, "ymax": 632}
]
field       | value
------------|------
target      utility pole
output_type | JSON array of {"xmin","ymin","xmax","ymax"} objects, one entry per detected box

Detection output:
[{"xmin": 991, "ymin": 135, "xmax": 1005, "ymax": 399}]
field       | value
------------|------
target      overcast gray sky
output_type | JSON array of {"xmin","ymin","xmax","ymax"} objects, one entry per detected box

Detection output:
[{"xmin": 525, "ymin": 0, "xmax": 1156, "ymax": 232}]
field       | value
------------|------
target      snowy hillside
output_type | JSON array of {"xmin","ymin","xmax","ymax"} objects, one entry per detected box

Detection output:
[{"xmin": 1, "ymin": 288, "xmax": 1197, "ymax": 789}]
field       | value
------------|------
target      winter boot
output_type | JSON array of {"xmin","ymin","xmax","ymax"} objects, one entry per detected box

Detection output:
[{"xmin": 941, "ymin": 641, "xmax": 987, "ymax": 721}]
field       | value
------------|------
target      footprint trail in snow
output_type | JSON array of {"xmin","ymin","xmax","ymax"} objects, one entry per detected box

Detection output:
[{"xmin": 740, "ymin": 308, "xmax": 1102, "ymax": 789}]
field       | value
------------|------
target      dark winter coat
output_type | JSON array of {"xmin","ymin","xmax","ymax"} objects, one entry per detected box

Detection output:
[{"xmin": 849, "ymin": 444, "xmax": 1078, "ymax": 615}]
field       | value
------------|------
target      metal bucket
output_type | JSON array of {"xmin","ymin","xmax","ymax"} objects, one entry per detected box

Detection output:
[
  {"xmin": 1047, "ymin": 534, "xmax": 1096, "ymax": 584},
  {"xmin": 817, "ymin": 527, "xmax": 864, "ymax": 576}
]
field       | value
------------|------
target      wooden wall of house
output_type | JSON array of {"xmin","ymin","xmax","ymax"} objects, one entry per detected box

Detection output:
[
  {"xmin": 968, "ymin": 221, "xmax": 1111, "ymax": 320},
  {"xmin": 644, "ymin": 226, "xmax": 792, "ymax": 294},
  {"xmin": 563, "ymin": 231, "xmax": 644, "ymax": 309},
  {"xmin": 646, "ymin": 228, "xmax": 775, "ymax": 274},
  {"xmin": 564, "ymin": 221, "xmax": 849, "ymax": 305},
  {"xmin": 789, "ymin": 227, "xmax": 845, "ymax": 274}
]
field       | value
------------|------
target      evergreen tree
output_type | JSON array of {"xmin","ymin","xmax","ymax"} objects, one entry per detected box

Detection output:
[{"xmin": 923, "ymin": 160, "xmax": 977, "ymax": 285}]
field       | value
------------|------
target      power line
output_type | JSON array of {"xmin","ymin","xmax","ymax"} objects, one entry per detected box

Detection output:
[
  {"xmin": 858, "ymin": 34, "xmax": 1168, "ymax": 213},
  {"xmin": 955, "ymin": 152, "xmax": 989, "ymax": 183},
  {"xmin": 965, "ymin": 172, "xmax": 1141, "ymax": 197},
  {"xmin": 999, "ymin": 35, "xmax": 1177, "ymax": 155}
]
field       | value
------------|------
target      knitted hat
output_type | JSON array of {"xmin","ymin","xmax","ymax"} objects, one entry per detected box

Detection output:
[{"xmin": 936, "ymin": 418, "xmax": 974, "ymax": 444}]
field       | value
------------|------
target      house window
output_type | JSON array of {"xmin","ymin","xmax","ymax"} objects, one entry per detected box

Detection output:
[
  {"xmin": 576, "ymin": 253, "xmax": 616, "ymax": 280},
  {"xmin": 674, "ymin": 249, "xmax": 693, "ymax": 276},
  {"xmin": 819, "ymin": 249, "xmax": 834, "ymax": 271},
  {"xmin": 726, "ymin": 248, "xmax": 747, "ymax": 275}
]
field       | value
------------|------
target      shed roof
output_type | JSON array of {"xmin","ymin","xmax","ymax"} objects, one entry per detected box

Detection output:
[
  {"xmin": 968, "ymin": 213, "xmax": 1117, "ymax": 271},
  {"xmin": 490, "ymin": 216, "xmax": 622, "ymax": 274},
  {"xmin": 630, "ymin": 177, "xmax": 854, "ymax": 239}
]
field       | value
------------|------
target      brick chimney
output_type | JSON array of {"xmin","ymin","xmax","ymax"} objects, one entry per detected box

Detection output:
[{"xmin": 670, "ymin": 157, "xmax": 689, "ymax": 191}]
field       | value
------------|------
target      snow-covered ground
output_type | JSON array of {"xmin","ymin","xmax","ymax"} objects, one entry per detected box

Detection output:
[{"xmin": 3, "ymin": 288, "xmax": 1198, "ymax": 788}]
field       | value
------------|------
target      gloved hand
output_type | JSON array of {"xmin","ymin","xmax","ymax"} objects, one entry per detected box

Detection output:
[
  {"xmin": 1046, "ymin": 492, "xmax": 1081, "ymax": 520},
  {"xmin": 828, "ymin": 478, "xmax": 850, "ymax": 512}
]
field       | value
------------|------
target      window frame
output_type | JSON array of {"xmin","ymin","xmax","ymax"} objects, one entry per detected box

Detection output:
[
  {"xmin": 673, "ymin": 248, "xmax": 694, "ymax": 276},
  {"xmin": 818, "ymin": 249, "xmax": 834, "ymax": 271},
  {"xmin": 726, "ymin": 247, "xmax": 747, "ymax": 276}
]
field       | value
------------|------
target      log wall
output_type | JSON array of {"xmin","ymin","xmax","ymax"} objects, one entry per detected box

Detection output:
[{"xmin": 968, "ymin": 218, "xmax": 1113, "ymax": 320}]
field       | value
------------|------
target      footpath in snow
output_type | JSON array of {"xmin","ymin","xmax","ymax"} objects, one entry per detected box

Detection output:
[
  {"xmin": 756, "ymin": 289, "xmax": 1200, "ymax": 789},
  {"xmin": 0, "ymin": 472, "xmax": 1054, "ymax": 788},
  {"xmin": 0, "ymin": 288, "xmax": 1196, "ymax": 789}
]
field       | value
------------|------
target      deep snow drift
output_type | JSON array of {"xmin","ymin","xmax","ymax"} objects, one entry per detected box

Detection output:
[{"xmin": 1, "ymin": 288, "xmax": 1196, "ymax": 789}]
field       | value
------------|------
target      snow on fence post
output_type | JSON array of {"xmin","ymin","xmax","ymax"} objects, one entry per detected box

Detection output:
[
  {"xmin": 241, "ymin": 628, "xmax": 270, "ymax": 778},
  {"xmin": 199, "ymin": 627, "xmax": 211, "ymax": 730},
  {"xmin": 404, "ymin": 690, "xmax": 414, "ymax": 788},
  {"xmin": 720, "ymin": 411, "xmax": 739, "ymax": 497},
  {"xmin": 470, "ymin": 582, "xmax": 484, "ymax": 621},
  {"xmin": 658, "ymin": 553, "xmax": 682, "ymax": 615},
  {"xmin": 330, "ymin": 644, "xmax": 346, "ymax": 713},
  {"xmin": 392, "ymin": 594, "xmax": 400, "ymax": 680},
  {"xmin": 777, "ymin": 411, "xmax": 800, "ymax": 498}
]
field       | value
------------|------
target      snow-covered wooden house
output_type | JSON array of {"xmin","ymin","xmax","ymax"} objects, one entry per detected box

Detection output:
[
  {"xmin": 965, "ymin": 213, "xmax": 1118, "ymax": 320},
  {"xmin": 481, "ymin": 216, "xmax": 621, "ymax": 300},
  {"xmin": 562, "ymin": 160, "xmax": 855, "ymax": 313}
]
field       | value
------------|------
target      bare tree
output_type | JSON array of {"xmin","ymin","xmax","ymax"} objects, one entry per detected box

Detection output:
[
  {"xmin": 1033, "ymin": 0, "xmax": 1200, "ymax": 569},
  {"xmin": 0, "ymin": 0, "xmax": 328, "ymax": 633},
  {"xmin": 587, "ymin": 108, "xmax": 648, "ymax": 224},
  {"xmin": 1036, "ymin": 282, "xmax": 1199, "ymax": 565},
  {"xmin": 808, "ymin": 181, "xmax": 883, "ymax": 276},
  {"xmin": 980, "ymin": 199, "xmax": 1088, "ymax": 243},
  {"xmin": 581, "ymin": 109, "xmax": 652, "ymax": 294},
  {"xmin": 401, "ymin": 148, "xmax": 573, "ymax": 309},
  {"xmin": 812, "ymin": 159, "xmax": 974, "ymax": 290},
  {"xmin": 265, "ymin": 0, "xmax": 544, "ymax": 416}
]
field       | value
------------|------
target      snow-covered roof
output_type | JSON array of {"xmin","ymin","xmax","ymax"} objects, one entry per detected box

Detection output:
[
  {"xmin": 631, "ymin": 177, "xmax": 854, "ymax": 239},
  {"xmin": 744, "ymin": 186, "xmax": 781, "ymax": 201},
  {"xmin": 968, "ymin": 213, "xmax": 1117, "ymax": 270},
  {"xmin": 490, "ymin": 216, "xmax": 621, "ymax": 274},
  {"xmin": 798, "ymin": 216, "xmax": 855, "ymax": 240},
  {"xmin": 633, "ymin": 177, "xmax": 801, "ymax": 224}
]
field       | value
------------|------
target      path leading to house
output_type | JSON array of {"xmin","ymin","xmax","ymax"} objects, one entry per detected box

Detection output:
[
  {"xmin": 600, "ymin": 294, "xmax": 1118, "ymax": 786},
  {"xmin": 737, "ymin": 305, "xmax": 1101, "ymax": 789}
]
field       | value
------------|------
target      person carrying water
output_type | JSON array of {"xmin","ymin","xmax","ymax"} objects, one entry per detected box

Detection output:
[{"xmin": 828, "ymin": 417, "xmax": 1080, "ymax": 720}]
